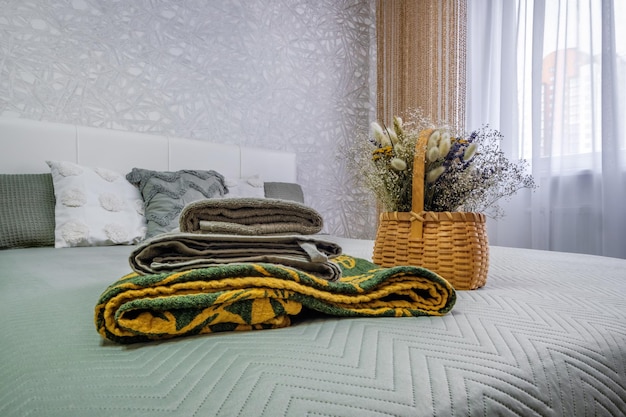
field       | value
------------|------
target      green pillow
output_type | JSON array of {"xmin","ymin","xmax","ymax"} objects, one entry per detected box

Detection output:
[{"xmin": 0, "ymin": 174, "xmax": 56, "ymax": 249}]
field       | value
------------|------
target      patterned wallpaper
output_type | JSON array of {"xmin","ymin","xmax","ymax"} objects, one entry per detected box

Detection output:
[{"xmin": 0, "ymin": 0, "xmax": 378, "ymax": 238}]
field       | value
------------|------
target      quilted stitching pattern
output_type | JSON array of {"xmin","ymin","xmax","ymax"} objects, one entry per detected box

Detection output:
[{"xmin": 0, "ymin": 245, "xmax": 625, "ymax": 416}]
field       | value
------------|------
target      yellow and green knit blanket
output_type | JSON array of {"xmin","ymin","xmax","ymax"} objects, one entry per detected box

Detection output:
[{"xmin": 95, "ymin": 255, "xmax": 456, "ymax": 344}]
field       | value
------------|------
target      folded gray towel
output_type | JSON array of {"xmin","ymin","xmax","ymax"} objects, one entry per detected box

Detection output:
[
  {"xmin": 129, "ymin": 232, "xmax": 343, "ymax": 281},
  {"xmin": 179, "ymin": 198, "xmax": 323, "ymax": 235}
]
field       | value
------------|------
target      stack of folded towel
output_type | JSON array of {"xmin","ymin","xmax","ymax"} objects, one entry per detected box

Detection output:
[
  {"xmin": 95, "ymin": 198, "xmax": 456, "ymax": 344},
  {"xmin": 130, "ymin": 198, "xmax": 343, "ymax": 281}
]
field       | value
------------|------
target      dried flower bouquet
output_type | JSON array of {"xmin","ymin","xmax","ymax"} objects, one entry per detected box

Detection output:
[{"xmin": 353, "ymin": 108, "xmax": 536, "ymax": 218}]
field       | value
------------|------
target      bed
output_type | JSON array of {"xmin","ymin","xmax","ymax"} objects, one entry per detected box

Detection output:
[{"xmin": 1, "ymin": 117, "xmax": 625, "ymax": 417}]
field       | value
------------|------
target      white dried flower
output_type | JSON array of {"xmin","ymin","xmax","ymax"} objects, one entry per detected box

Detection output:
[
  {"xmin": 427, "ymin": 147, "xmax": 440, "ymax": 162},
  {"xmin": 464, "ymin": 143, "xmax": 478, "ymax": 161},
  {"xmin": 426, "ymin": 166, "xmax": 446, "ymax": 183},
  {"xmin": 388, "ymin": 129, "xmax": 398, "ymax": 144},
  {"xmin": 390, "ymin": 158, "xmax": 407, "ymax": 171},
  {"xmin": 427, "ymin": 130, "xmax": 441, "ymax": 149},
  {"xmin": 393, "ymin": 116, "xmax": 404, "ymax": 137},
  {"xmin": 438, "ymin": 133, "xmax": 451, "ymax": 157},
  {"xmin": 371, "ymin": 122, "xmax": 386, "ymax": 146}
]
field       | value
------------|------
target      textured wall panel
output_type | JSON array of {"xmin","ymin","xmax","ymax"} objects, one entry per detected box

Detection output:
[{"xmin": 0, "ymin": 0, "xmax": 378, "ymax": 238}]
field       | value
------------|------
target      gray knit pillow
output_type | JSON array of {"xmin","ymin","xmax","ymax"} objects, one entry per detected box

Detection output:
[
  {"xmin": 263, "ymin": 182, "xmax": 304, "ymax": 203},
  {"xmin": 126, "ymin": 168, "xmax": 226, "ymax": 239},
  {"xmin": 0, "ymin": 174, "xmax": 56, "ymax": 249}
]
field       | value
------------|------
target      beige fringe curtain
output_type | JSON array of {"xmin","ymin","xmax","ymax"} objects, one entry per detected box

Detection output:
[{"xmin": 376, "ymin": 0, "xmax": 467, "ymax": 131}]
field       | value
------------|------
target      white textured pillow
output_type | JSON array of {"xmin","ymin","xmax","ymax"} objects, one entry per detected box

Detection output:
[
  {"xmin": 47, "ymin": 161, "xmax": 147, "ymax": 248},
  {"xmin": 223, "ymin": 175, "xmax": 266, "ymax": 199}
]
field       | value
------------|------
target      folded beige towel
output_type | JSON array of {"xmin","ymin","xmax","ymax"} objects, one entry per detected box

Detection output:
[
  {"xmin": 179, "ymin": 198, "xmax": 323, "ymax": 235},
  {"xmin": 129, "ymin": 232, "xmax": 343, "ymax": 281}
]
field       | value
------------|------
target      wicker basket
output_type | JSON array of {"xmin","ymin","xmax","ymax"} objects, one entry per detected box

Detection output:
[{"xmin": 372, "ymin": 129, "xmax": 489, "ymax": 290}]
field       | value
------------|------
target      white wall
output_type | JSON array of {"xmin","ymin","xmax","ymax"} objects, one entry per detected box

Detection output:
[{"xmin": 0, "ymin": 0, "xmax": 378, "ymax": 238}]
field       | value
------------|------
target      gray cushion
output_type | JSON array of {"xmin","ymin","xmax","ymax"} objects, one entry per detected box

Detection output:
[
  {"xmin": 264, "ymin": 182, "xmax": 304, "ymax": 203},
  {"xmin": 0, "ymin": 174, "xmax": 55, "ymax": 249},
  {"xmin": 126, "ymin": 169, "xmax": 226, "ymax": 239}
]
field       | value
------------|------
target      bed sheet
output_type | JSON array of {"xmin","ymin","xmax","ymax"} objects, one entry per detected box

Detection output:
[{"xmin": 1, "ymin": 238, "xmax": 625, "ymax": 417}]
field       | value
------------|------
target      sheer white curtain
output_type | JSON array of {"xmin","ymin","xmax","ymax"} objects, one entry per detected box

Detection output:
[{"xmin": 466, "ymin": 0, "xmax": 626, "ymax": 259}]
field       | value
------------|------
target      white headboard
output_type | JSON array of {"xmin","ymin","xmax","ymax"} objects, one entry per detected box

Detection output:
[{"xmin": 0, "ymin": 117, "xmax": 297, "ymax": 182}]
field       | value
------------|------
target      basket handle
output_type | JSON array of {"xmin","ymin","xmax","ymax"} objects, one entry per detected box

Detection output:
[{"xmin": 409, "ymin": 129, "xmax": 433, "ymax": 239}]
